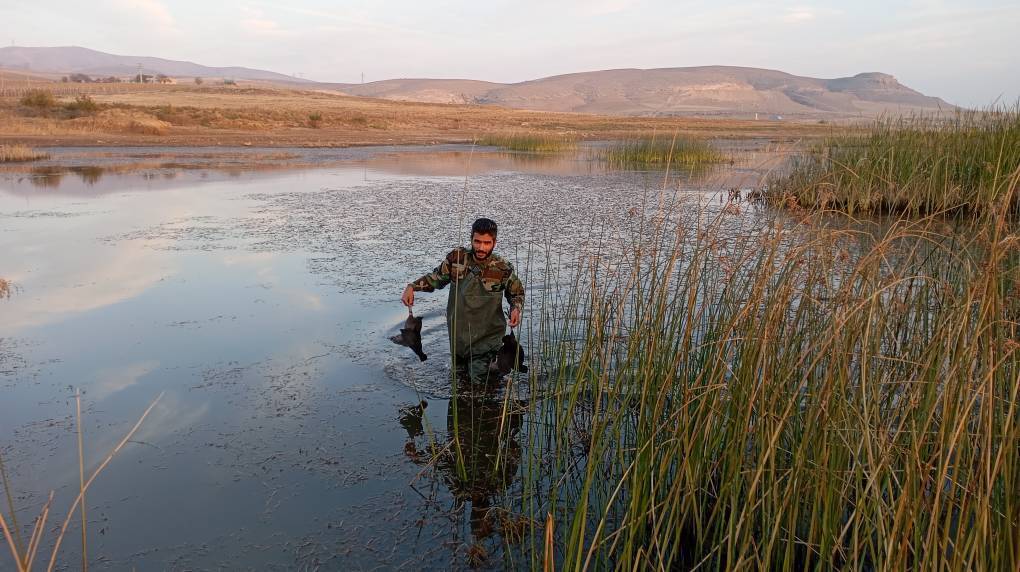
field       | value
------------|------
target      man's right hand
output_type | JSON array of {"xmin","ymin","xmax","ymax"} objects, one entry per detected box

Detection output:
[{"xmin": 401, "ymin": 285, "xmax": 415, "ymax": 307}]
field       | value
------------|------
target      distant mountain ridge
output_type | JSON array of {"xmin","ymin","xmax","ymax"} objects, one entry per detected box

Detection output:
[
  {"xmin": 0, "ymin": 46, "xmax": 309, "ymax": 83},
  {"xmin": 334, "ymin": 67, "xmax": 953, "ymax": 117},
  {"xmin": 0, "ymin": 46, "xmax": 952, "ymax": 118}
]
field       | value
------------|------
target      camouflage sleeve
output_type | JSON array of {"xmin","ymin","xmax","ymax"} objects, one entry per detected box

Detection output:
[
  {"xmin": 408, "ymin": 257, "xmax": 452, "ymax": 292},
  {"xmin": 504, "ymin": 265, "xmax": 525, "ymax": 310}
]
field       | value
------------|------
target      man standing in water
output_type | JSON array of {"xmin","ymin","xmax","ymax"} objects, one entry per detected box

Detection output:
[{"xmin": 401, "ymin": 218, "xmax": 524, "ymax": 383}]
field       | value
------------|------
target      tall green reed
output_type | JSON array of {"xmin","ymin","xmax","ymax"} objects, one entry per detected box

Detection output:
[
  {"xmin": 501, "ymin": 193, "xmax": 1020, "ymax": 570},
  {"xmin": 593, "ymin": 135, "xmax": 724, "ymax": 170},
  {"xmin": 478, "ymin": 134, "xmax": 578, "ymax": 153},
  {"xmin": 768, "ymin": 105, "xmax": 1020, "ymax": 216}
]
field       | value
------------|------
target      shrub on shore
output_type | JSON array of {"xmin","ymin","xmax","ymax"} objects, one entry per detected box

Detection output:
[
  {"xmin": 18, "ymin": 89, "xmax": 56, "ymax": 109},
  {"xmin": 63, "ymin": 94, "xmax": 99, "ymax": 117}
]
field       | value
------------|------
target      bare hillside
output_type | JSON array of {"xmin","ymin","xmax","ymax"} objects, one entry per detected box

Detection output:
[
  {"xmin": 0, "ymin": 46, "xmax": 309, "ymax": 83},
  {"xmin": 0, "ymin": 47, "xmax": 952, "ymax": 118},
  {"xmin": 339, "ymin": 66, "xmax": 952, "ymax": 118}
]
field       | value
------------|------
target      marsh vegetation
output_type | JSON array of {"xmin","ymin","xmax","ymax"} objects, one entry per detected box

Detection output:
[
  {"xmin": 3, "ymin": 133, "xmax": 1017, "ymax": 569},
  {"xmin": 593, "ymin": 135, "xmax": 726, "ymax": 169},
  {"xmin": 478, "ymin": 133, "xmax": 578, "ymax": 152},
  {"xmin": 0, "ymin": 145, "xmax": 48, "ymax": 163},
  {"xmin": 476, "ymin": 132, "xmax": 728, "ymax": 171},
  {"xmin": 767, "ymin": 106, "xmax": 1020, "ymax": 215},
  {"xmin": 464, "ymin": 197, "xmax": 1020, "ymax": 569}
]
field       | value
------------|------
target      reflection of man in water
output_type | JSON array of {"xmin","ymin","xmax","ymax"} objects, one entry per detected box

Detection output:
[
  {"xmin": 400, "ymin": 387, "xmax": 523, "ymax": 542},
  {"xmin": 401, "ymin": 218, "xmax": 525, "ymax": 383}
]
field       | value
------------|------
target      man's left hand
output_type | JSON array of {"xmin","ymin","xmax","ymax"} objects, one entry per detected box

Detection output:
[{"xmin": 509, "ymin": 307, "xmax": 521, "ymax": 328}]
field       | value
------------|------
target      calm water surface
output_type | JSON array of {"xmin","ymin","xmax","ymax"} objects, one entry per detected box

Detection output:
[{"xmin": 0, "ymin": 144, "xmax": 775, "ymax": 569}]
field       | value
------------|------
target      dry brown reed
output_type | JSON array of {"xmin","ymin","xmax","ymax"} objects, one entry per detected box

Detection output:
[
  {"xmin": 0, "ymin": 146, "xmax": 48, "ymax": 163},
  {"xmin": 0, "ymin": 393, "xmax": 164, "ymax": 571}
]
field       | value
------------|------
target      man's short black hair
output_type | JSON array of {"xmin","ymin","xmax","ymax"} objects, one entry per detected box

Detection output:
[{"xmin": 471, "ymin": 217, "xmax": 498, "ymax": 238}]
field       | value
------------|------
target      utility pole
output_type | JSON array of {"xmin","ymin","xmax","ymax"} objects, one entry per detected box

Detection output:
[{"xmin": 361, "ymin": 72, "xmax": 364, "ymax": 84}]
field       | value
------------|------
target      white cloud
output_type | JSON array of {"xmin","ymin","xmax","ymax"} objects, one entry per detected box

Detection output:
[
  {"xmin": 240, "ymin": 17, "xmax": 285, "ymax": 35},
  {"xmin": 109, "ymin": 0, "xmax": 177, "ymax": 29},
  {"xmin": 237, "ymin": 4, "xmax": 289, "ymax": 36},
  {"xmin": 586, "ymin": 0, "xmax": 640, "ymax": 16},
  {"xmin": 0, "ymin": 241, "xmax": 172, "ymax": 332},
  {"xmin": 784, "ymin": 9, "xmax": 815, "ymax": 23},
  {"xmin": 92, "ymin": 360, "xmax": 161, "ymax": 399}
]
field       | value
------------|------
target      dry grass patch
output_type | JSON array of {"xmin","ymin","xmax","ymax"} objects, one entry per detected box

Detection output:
[
  {"xmin": 1, "ymin": 84, "xmax": 834, "ymax": 147},
  {"xmin": 68, "ymin": 109, "xmax": 171, "ymax": 136},
  {"xmin": 0, "ymin": 145, "xmax": 48, "ymax": 162}
]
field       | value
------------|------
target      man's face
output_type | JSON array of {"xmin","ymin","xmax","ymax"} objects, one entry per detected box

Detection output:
[{"xmin": 472, "ymin": 232, "xmax": 496, "ymax": 260}]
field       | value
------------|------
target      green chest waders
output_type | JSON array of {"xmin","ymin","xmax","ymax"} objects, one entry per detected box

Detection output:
[{"xmin": 447, "ymin": 263, "xmax": 507, "ymax": 382}]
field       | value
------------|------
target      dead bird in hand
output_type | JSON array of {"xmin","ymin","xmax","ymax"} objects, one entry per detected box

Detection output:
[
  {"xmin": 489, "ymin": 331, "xmax": 528, "ymax": 377},
  {"xmin": 391, "ymin": 310, "xmax": 427, "ymax": 362}
]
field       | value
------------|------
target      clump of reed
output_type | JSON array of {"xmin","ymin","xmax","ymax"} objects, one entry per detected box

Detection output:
[
  {"xmin": 500, "ymin": 193, "xmax": 1020, "ymax": 569},
  {"xmin": 478, "ymin": 133, "xmax": 577, "ymax": 152},
  {"xmin": 0, "ymin": 145, "xmax": 49, "ymax": 163},
  {"xmin": 593, "ymin": 135, "xmax": 724, "ymax": 169},
  {"xmin": 0, "ymin": 278, "xmax": 10, "ymax": 299},
  {"xmin": 768, "ymin": 105, "xmax": 1020, "ymax": 215}
]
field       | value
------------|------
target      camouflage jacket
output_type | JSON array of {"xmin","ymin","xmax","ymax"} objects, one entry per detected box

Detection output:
[{"xmin": 409, "ymin": 248, "xmax": 525, "ymax": 310}]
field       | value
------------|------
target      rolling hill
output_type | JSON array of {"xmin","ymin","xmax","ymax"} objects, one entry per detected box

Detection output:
[
  {"xmin": 1, "ymin": 46, "xmax": 952, "ymax": 118},
  {"xmin": 0, "ymin": 46, "xmax": 309, "ymax": 83},
  {"xmin": 336, "ymin": 67, "xmax": 952, "ymax": 118}
]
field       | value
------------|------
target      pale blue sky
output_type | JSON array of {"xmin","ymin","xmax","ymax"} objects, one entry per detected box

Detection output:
[{"xmin": 2, "ymin": 0, "xmax": 1017, "ymax": 106}]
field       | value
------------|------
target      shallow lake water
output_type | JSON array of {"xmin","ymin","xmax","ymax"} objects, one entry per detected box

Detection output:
[{"xmin": 0, "ymin": 143, "xmax": 780, "ymax": 569}]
